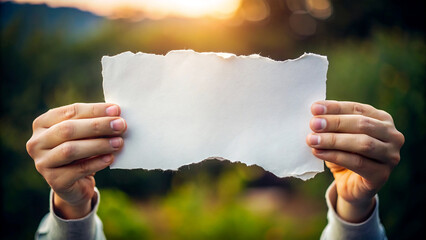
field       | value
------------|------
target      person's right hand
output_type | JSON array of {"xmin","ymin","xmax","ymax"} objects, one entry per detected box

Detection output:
[{"xmin": 26, "ymin": 103, "xmax": 126, "ymax": 219}]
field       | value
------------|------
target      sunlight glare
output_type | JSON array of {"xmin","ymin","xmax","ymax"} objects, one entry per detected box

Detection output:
[{"xmin": 10, "ymin": 0, "xmax": 242, "ymax": 20}]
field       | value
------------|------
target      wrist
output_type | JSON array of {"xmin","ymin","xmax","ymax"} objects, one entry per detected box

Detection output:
[
  {"xmin": 53, "ymin": 193, "xmax": 93, "ymax": 219},
  {"xmin": 336, "ymin": 195, "xmax": 375, "ymax": 223}
]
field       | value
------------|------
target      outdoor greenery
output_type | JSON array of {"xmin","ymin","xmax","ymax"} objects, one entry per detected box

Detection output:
[{"xmin": 1, "ymin": 1, "xmax": 424, "ymax": 239}]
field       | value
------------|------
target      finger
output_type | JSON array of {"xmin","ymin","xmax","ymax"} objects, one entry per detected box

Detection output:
[
  {"xmin": 38, "ymin": 137, "xmax": 123, "ymax": 168},
  {"xmin": 312, "ymin": 149, "xmax": 390, "ymax": 187},
  {"xmin": 66, "ymin": 155, "xmax": 114, "ymax": 185},
  {"xmin": 310, "ymin": 115, "xmax": 392, "ymax": 142},
  {"xmin": 311, "ymin": 100, "xmax": 392, "ymax": 122},
  {"xmin": 323, "ymin": 161, "xmax": 346, "ymax": 172},
  {"xmin": 39, "ymin": 117, "xmax": 127, "ymax": 149},
  {"xmin": 306, "ymin": 133, "xmax": 392, "ymax": 163},
  {"xmin": 34, "ymin": 103, "xmax": 121, "ymax": 129},
  {"xmin": 51, "ymin": 154, "xmax": 114, "ymax": 190}
]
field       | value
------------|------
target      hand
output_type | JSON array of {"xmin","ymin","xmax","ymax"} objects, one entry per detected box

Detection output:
[
  {"xmin": 306, "ymin": 100, "xmax": 404, "ymax": 223},
  {"xmin": 26, "ymin": 103, "xmax": 126, "ymax": 219}
]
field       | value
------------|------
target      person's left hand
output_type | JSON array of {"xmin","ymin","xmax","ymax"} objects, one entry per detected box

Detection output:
[{"xmin": 306, "ymin": 100, "xmax": 404, "ymax": 223}]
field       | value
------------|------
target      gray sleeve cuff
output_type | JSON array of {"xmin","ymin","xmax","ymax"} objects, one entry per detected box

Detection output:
[
  {"xmin": 36, "ymin": 187, "xmax": 105, "ymax": 240},
  {"xmin": 320, "ymin": 181, "xmax": 387, "ymax": 240}
]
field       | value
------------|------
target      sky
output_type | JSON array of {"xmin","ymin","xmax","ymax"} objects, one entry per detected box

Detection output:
[
  {"xmin": 8, "ymin": 0, "xmax": 332, "ymax": 21},
  {"xmin": 5, "ymin": 0, "xmax": 333, "ymax": 36},
  {"xmin": 8, "ymin": 0, "xmax": 242, "ymax": 20}
]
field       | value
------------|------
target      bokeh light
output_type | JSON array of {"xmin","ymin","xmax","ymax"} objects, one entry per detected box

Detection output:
[
  {"xmin": 305, "ymin": 0, "xmax": 332, "ymax": 19},
  {"xmin": 240, "ymin": 0, "xmax": 270, "ymax": 22},
  {"xmin": 1, "ymin": 0, "xmax": 424, "ymax": 239},
  {"xmin": 9, "ymin": 0, "xmax": 242, "ymax": 20},
  {"xmin": 7, "ymin": 0, "xmax": 335, "ymax": 36}
]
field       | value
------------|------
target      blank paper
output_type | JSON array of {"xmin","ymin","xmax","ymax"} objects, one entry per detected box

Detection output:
[{"xmin": 102, "ymin": 50, "xmax": 327, "ymax": 180}]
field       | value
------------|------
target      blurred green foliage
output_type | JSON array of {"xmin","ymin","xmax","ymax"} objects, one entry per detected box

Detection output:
[
  {"xmin": 99, "ymin": 189, "xmax": 151, "ymax": 239},
  {"xmin": 99, "ymin": 165, "xmax": 326, "ymax": 240},
  {"xmin": 1, "ymin": 1, "xmax": 425, "ymax": 239}
]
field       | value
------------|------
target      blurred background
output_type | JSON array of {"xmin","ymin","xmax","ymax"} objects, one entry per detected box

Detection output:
[{"xmin": 0, "ymin": 0, "xmax": 424, "ymax": 239}]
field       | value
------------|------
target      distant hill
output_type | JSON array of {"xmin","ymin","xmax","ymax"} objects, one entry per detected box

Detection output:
[{"xmin": 0, "ymin": 2, "xmax": 104, "ymax": 40}]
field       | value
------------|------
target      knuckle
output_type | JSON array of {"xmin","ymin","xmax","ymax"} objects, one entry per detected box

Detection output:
[
  {"xmin": 329, "ymin": 134, "xmax": 337, "ymax": 147},
  {"xmin": 335, "ymin": 116, "xmax": 342, "ymax": 131},
  {"xmin": 57, "ymin": 122, "xmax": 75, "ymax": 139},
  {"xmin": 91, "ymin": 104, "xmax": 97, "ymax": 116},
  {"xmin": 26, "ymin": 138, "xmax": 38, "ymax": 157},
  {"xmin": 90, "ymin": 119, "xmax": 102, "ymax": 134},
  {"xmin": 380, "ymin": 110, "xmax": 393, "ymax": 122},
  {"xmin": 389, "ymin": 153, "xmax": 401, "ymax": 167},
  {"xmin": 383, "ymin": 121, "xmax": 393, "ymax": 130},
  {"xmin": 353, "ymin": 154, "xmax": 365, "ymax": 170},
  {"xmin": 360, "ymin": 137, "xmax": 375, "ymax": 154},
  {"xmin": 60, "ymin": 142, "xmax": 75, "ymax": 159},
  {"xmin": 353, "ymin": 103, "xmax": 365, "ymax": 115},
  {"xmin": 358, "ymin": 117, "xmax": 373, "ymax": 133},
  {"xmin": 46, "ymin": 109, "xmax": 54, "ymax": 117},
  {"xmin": 395, "ymin": 131, "xmax": 405, "ymax": 147},
  {"xmin": 34, "ymin": 161, "xmax": 45, "ymax": 175},
  {"xmin": 32, "ymin": 115, "xmax": 43, "ymax": 130},
  {"xmin": 64, "ymin": 103, "xmax": 78, "ymax": 119},
  {"xmin": 388, "ymin": 129, "xmax": 405, "ymax": 147},
  {"xmin": 331, "ymin": 101, "xmax": 342, "ymax": 114}
]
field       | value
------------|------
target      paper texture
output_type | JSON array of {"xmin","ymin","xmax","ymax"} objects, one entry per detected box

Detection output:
[{"xmin": 102, "ymin": 50, "xmax": 327, "ymax": 180}]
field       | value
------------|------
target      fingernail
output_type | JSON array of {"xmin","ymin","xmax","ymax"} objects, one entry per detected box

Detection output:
[
  {"xmin": 110, "ymin": 119, "xmax": 125, "ymax": 131},
  {"xmin": 312, "ymin": 103, "xmax": 326, "ymax": 115},
  {"xmin": 310, "ymin": 134, "xmax": 321, "ymax": 145},
  {"xmin": 106, "ymin": 105, "xmax": 119, "ymax": 116},
  {"xmin": 109, "ymin": 137, "xmax": 122, "ymax": 148},
  {"xmin": 312, "ymin": 118, "xmax": 327, "ymax": 130},
  {"xmin": 102, "ymin": 155, "xmax": 112, "ymax": 163}
]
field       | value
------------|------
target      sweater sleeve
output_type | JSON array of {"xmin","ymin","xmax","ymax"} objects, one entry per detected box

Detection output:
[
  {"xmin": 320, "ymin": 181, "xmax": 387, "ymax": 240},
  {"xmin": 35, "ymin": 188, "xmax": 106, "ymax": 240}
]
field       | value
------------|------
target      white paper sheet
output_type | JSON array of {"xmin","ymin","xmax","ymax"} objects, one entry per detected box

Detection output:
[{"xmin": 102, "ymin": 50, "xmax": 328, "ymax": 180}]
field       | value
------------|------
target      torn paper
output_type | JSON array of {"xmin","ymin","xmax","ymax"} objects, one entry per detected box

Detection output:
[{"xmin": 102, "ymin": 50, "xmax": 327, "ymax": 180}]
